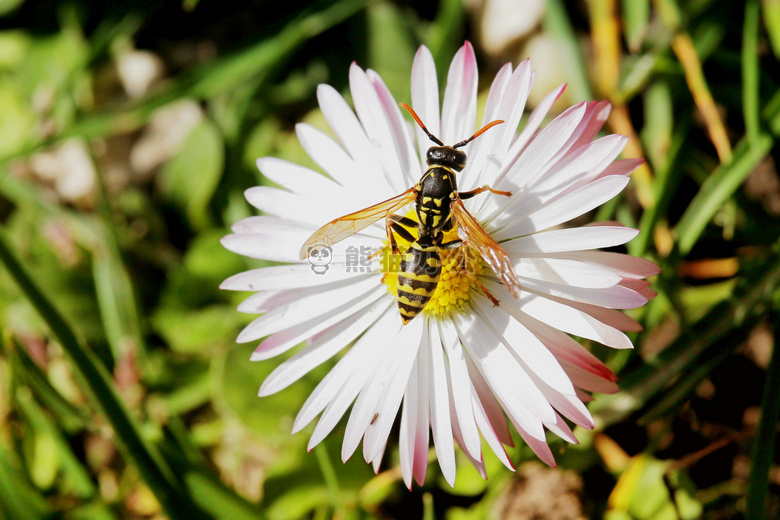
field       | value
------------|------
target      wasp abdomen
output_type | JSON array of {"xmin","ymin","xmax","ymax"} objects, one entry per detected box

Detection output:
[{"xmin": 397, "ymin": 241, "xmax": 441, "ymax": 325}]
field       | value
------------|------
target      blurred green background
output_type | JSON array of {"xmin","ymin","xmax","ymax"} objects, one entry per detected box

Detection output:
[{"xmin": 0, "ymin": 0, "xmax": 779, "ymax": 518}]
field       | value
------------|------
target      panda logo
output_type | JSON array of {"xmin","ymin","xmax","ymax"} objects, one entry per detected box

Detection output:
[{"xmin": 307, "ymin": 245, "xmax": 332, "ymax": 275}]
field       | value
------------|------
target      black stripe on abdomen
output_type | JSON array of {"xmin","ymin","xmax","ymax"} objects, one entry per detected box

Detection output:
[{"xmin": 397, "ymin": 242, "xmax": 441, "ymax": 325}]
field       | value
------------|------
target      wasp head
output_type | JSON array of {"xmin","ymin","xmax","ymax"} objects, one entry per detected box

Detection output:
[{"xmin": 426, "ymin": 146, "xmax": 466, "ymax": 171}]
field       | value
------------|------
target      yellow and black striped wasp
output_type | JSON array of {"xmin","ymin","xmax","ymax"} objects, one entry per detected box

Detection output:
[{"xmin": 299, "ymin": 103, "xmax": 522, "ymax": 324}]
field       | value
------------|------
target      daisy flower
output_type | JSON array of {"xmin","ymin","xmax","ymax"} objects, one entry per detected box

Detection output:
[{"xmin": 221, "ymin": 41, "xmax": 658, "ymax": 488}]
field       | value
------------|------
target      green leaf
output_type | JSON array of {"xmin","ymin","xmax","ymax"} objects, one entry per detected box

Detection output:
[
  {"xmin": 424, "ymin": 0, "xmax": 466, "ymax": 75},
  {"xmin": 0, "ymin": 83, "xmax": 34, "ymax": 158},
  {"xmin": 543, "ymin": 0, "xmax": 594, "ymax": 102},
  {"xmin": 153, "ymin": 305, "xmax": 241, "ymax": 354},
  {"xmin": 365, "ymin": 1, "xmax": 417, "ymax": 101},
  {"xmin": 159, "ymin": 118, "xmax": 225, "ymax": 230},
  {"xmin": 621, "ymin": 0, "xmax": 650, "ymax": 51}
]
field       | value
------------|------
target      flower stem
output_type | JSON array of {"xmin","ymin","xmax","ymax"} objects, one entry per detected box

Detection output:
[{"xmin": 314, "ymin": 444, "xmax": 348, "ymax": 517}]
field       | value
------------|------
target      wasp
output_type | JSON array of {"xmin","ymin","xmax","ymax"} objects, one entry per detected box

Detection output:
[{"xmin": 300, "ymin": 103, "xmax": 522, "ymax": 325}]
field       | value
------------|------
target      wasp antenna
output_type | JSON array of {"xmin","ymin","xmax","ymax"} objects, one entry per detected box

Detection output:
[
  {"xmin": 453, "ymin": 119, "xmax": 505, "ymax": 149},
  {"xmin": 399, "ymin": 102, "xmax": 444, "ymax": 146}
]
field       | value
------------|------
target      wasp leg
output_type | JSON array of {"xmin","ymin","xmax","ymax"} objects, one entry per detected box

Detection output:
[
  {"xmin": 439, "ymin": 239, "xmax": 462, "ymax": 250},
  {"xmin": 442, "ymin": 214, "xmax": 456, "ymax": 232},
  {"xmin": 385, "ymin": 214, "xmax": 417, "ymax": 254},
  {"xmin": 475, "ymin": 279, "xmax": 501, "ymax": 306},
  {"xmin": 458, "ymin": 185, "xmax": 512, "ymax": 199}
]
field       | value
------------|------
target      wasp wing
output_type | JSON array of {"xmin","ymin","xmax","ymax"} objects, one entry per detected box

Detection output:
[
  {"xmin": 299, "ymin": 188, "xmax": 418, "ymax": 260},
  {"xmin": 450, "ymin": 198, "xmax": 522, "ymax": 298}
]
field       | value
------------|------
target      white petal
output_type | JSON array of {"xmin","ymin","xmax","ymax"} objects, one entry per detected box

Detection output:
[
  {"xmin": 467, "ymin": 352, "xmax": 514, "ymax": 446},
  {"xmin": 543, "ymin": 411, "xmax": 578, "ymax": 444},
  {"xmin": 258, "ymin": 297, "xmax": 390, "ymax": 396},
  {"xmin": 222, "ymin": 263, "xmax": 368, "ymax": 291},
  {"xmin": 367, "ymin": 69, "xmax": 420, "ymax": 188},
  {"xmin": 439, "ymin": 319, "xmax": 482, "ymax": 460},
  {"xmin": 506, "ymin": 83, "xmax": 566, "ymax": 159},
  {"xmin": 535, "ymin": 378, "xmax": 594, "ymax": 429},
  {"xmin": 520, "ymin": 277, "xmax": 648, "ymax": 311},
  {"xmin": 233, "ymin": 290, "xmax": 282, "ymax": 314},
  {"xmin": 487, "ymin": 135, "xmax": 630, "ymax": 234},
  {"xmin": 472, "ymin": 295, "xmax": 575, "ymax": 397},
  {"xmin": 427, "ymin": 323, "xmax": 456, "ymax": 485},
  {"xmin": 501, "ymin": 287, "xmax": 634, "ymax": 350},
  {"xmin": 469, "ymin": 380, "xmax": 514, "ymax": 470},
  {"xmin": 506, "ymin": 415, "xmax": 556, "ymax": 467},
  {"xmin": 529, "ymin": 133, "xmax": 628, "ymax": 197},
  {"xmin": 441, "ymin": 42, "xmax": 478, "ymax": 145},
  {"xmin": 453, "ymin": 312, "xmax": 556, "ymax": 427},
  {"xmin": 501, "ymin": 226, "xmax": 638, "ymax": 254},
  {"xmin": 513, "ymin": 256, "xmax": 623, "ymax": 289},
  {"xmin": 371, "ymin": 442, "xmax": 387, "ymax": 474},
  {"xmin": 399, "ymin": 358, "xmax": 418, "ymax": 489},
  {"xmin": 502, "ymin": 102, "xmax": 588, "ymax": 190},
  {"xmin": 238, "ymin": 275, "xmax": 379, "ymax": 342},
  {"xmin": 411, "ymin": 331, "xmax": 431, "ymax": 486},
  {"xmin": 250, "ymin": 285, "xmax": 387, "ymax": 360},
  {"xmin": 570, "ymin": 100, "xmax": 611, "ymax": 150},
  {"xmin": 496, "ymin": 175, "xmax": 630, "ymax": 237},
  {"xmin": 363, "ymin": 318, "xmax": 425, "ymax": 462},
  {"xmin": 602, "ymin": 157, "xmax": 644, "ymax": 177},
  {"xmin": 467, "ymin": 60, "xmax": 533, "ymax": 194},
  {"xmin": 317, "ymin": 84, "xmax": 393, "ymax": 195},
  {"xmin": 350, "ymin": 64, "xmax": 408, "ymax": 192},
  {"xmin": 256, "ymin": 157, "xmax": 343, "ymax": 201},
  {"xmin": 561, "ymin": 360, "xmax": 620, "ymax": 394},
  {"xmin": 297, "ymin": 308, "xmax": 398, "ymax": 437},
  {"xmin": 222, "ymin": 217, "xmax": 316, "ymax": 263},
  {"xmin": 555, "ymin": 250, "xmax": 661, "ymax": 279},
  {"xmin": 411, "ymin": 45, "xmax": 440, "ymax": 165},
  {"xmin": 337, "ymin": 314, "xmax": 410, "ymax": 459},
  {"xmin": 521, "ymin": 316, "xmax": 619, "ymax": 385},
  {"xmin": 296, "ymin": 123, "xmax": 364, "ymax": 190}
]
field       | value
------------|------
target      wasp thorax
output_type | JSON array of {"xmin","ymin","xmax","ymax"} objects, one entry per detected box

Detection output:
[{"xmin": 426, "ymin": 146, "xmax": 467, "ymax": 171}]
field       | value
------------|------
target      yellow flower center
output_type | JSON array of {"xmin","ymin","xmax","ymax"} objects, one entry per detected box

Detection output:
[{"xmin": 380, "ymin": 211, "xmax": 485, "ymax": 318}]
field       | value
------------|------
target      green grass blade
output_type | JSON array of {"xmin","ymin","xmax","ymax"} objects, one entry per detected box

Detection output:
[
  {"xmin": 7, "ymin": 337, "xmax": 91, "ymax": 432},
  {"xmin": 0, "ymin": 228, "xmax": 207, "ymax": 520},
  {"xmin": 543, "ymin": 0, "xmax": 594, "ymax": 102},
  {"xmin": 763, "ymin": 0, "xmax": 780, "ymax": 57},
  {"xmin": 0, "ymin": 0, "xmax": 368, "ymax": 162},
  {"xmin": 621, "ymin": 0, "xmax": 650, "ymax": 51},
  {"xmin": 183, "ymin": 469, "xmax": 268, "ymax": 520},
  {"xmin": 426, "ymin": 0, "xmax": 466, "ymax": 77},
  {"xmin": 593, "ymin": 240, "xmax": 780, "ymax": 425},
  {"xmin": 743, "ymin": 0, "xmax": 761, "ymax": 144},
  {"xmin": 674, "ymin": 132, "xmax": 774, "ymax": 255},
  {"xmin": 0, "ymin": 442, "xmax": 52, "ymax": 520},
  {"xmin": 92, "ymin": 154, "xmax": 146, "ymax": 363},
  {"xmin": 746, "ymin": 320, "xmax": 780, "ymax": 519}
]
